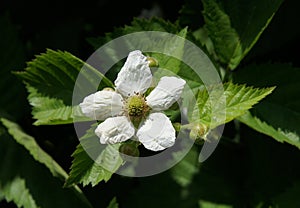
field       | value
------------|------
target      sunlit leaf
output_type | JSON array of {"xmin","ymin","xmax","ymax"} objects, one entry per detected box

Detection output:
[
  {"xmin": 65, "ymin": 125, "xmax": 123, "ymax": 187},
  {"xmin": 15, "ymin": 49, "xmax": 112, "ymax": 125},
  {"xmin": 192, "ymin": 82, "xmax": 274, "ymax": 128},
  {"xmin": 26, "ymin": 85, "xmax": 89, "ymax": 125},
  {"xmin": 16, "ymin": 49, "xmax": 113, "ymax": 103}
]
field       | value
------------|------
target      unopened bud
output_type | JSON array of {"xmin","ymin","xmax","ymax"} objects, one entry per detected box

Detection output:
[
  {"xmin": 189, "ymin": 123, "xmax": 209, "ymax": 144},
  {"xmin": 102, "ymin": 87, "xmax": 115, "ymax": 91},
  {"xmin": 147, "ymin": 57, "xmax": 159, "ymax": 67},
  {"xmin": 173, "ymin": 123, "xmax": 181, "ymax": 132},
  {"xmin": 119, "ymin": 143, "xmax": 139, "ymax": 161}
]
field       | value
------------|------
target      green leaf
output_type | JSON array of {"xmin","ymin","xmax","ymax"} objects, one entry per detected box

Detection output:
[
  {"xmin": 0, "ymin": 15, "xmax": 27, "ymax": 119},
  {"xmin": 0, "ymin": 177, "xmax": 38, "ymax": 208},
  {"xmin": 192, "ymin": 82, "xmax": 274, "ymax": 128},
  {"xmin": 65, "ymin": 125, "xmax": 123, "ymax": 187},
  {"xmin": 192, "ymin": 27, "xmax": 217, "ymax": 60},
  {"xmin": 145, "ymin": 27, "xmax": 204, "ymax": 91},
  {"xmin": 0, "ymin": 120, "xmax": 92, "ymax": 208},
  {"xmin": 170, "ymin": 146, "xmax": 200, "ymax": 187},
  {"xmin": 107, "ymin": 197, "xmax": 119, "ymax": 208},
  {"xmin": 16, "ymin": 49, "xmax": 113, "ymax": 104},
  {"xmin": 238, "ymin": 111, "xmax": 300, "ymax": 150},
  {"xmin": 15, "ymin": 49, "xmax": 112, "ymax": 125},
  {"xmin": 178, "ymin": 1, "xmax": 220, "ymax": 61},
  {"xmin": 27, "ymin": 85, "xmax": 89, "ymax": 125},
  {"xmin": 202, "ymin": 0, "xmax": 283, "ymax": 69},
  {"xmin": 234, "ymin": 64, "xmax": 300, "ymax": 149},
  {"xmin": 1, "ymin": 118, "xmax": 67, "ymax": 180},
  {"xmin": 148, "ymin": 27, "xmax": 188, "ymax": 74}
]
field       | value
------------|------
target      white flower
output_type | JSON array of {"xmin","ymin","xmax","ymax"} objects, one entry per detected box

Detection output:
[{"xmin": 80, "ymin": 50, "xmax": 186, "ymax": 151}]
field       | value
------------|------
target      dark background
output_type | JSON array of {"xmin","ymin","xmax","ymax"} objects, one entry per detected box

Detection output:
[
  {"xmin": 1, "ymin": 0, "xmax": 182, "ymax": 60},
  {"xmin": 1, "ymin": 0, "xmax": 299, "ymax": 65}
]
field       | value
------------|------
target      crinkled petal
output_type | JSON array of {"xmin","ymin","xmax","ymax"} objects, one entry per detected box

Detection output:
[
  {"xmin": 137, "ymin": 112, "xmax": 176, "ymax": 151},
  {"xmin": 79, "ymin": 90, "xmax": 123, "ymax": 120},
  {"xmin": 95, "ymin": 116, "xmax": 135, "ymax": 144},
  {"xmin": 115, "ymin": 50, "xmax": 152, "ymax": 97},
  {"xmin": 146, "ymin": 76, "xmax": 186, "ymax": 111}
]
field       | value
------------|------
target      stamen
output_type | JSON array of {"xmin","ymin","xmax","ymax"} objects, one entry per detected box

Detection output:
[{"xmin": 125, "ymin": 94, "xmax": 150, "ymax": 127}]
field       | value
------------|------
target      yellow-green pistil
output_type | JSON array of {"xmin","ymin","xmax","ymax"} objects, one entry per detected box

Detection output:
[{"xmin": 125, "ymin": 94, "xmax": 149, "ymax": 127}]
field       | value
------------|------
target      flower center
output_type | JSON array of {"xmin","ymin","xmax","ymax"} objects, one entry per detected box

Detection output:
[{"xmin": 126, "ymin": 94, "xmax": 149, "ymax": 118}]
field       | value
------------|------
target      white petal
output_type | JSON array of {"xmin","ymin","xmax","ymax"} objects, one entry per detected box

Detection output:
[
  {"xmin": 79, "ymin": 90, "xmax": 123, "ymax": 120},
  {"xmin": 95, "ymin": 116, "xmax": 135, "ymax": 144},
  {"xmin": 137, "ymin": 113, "xmax": 176, "ymax": 151},
  {"xmin": 114, "ymin": 50, "xmax": 152, "ymax": 97},
  {"xmin": 146, "ymin": 76, "xmax": 186, "ymax": 111}
]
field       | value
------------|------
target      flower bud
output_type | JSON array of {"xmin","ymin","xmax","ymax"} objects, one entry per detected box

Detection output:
[
  {"xmin": 172, "ymin": 122, "xmax": 181, "ymax": 132},
  {"xmin": 147, "ymin": 57, "xmax": 158, "ymax": 67},
  {"xmin": 189, "ymin": 123, "xmax": 209, "ymax": 144},
  {"xmin": 119, "ymin": 143, "xmax": 140, "ymax": 160},
  {"xmin": 102, "ymin": 87, "xmax": 115, "ymax": 91}
]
